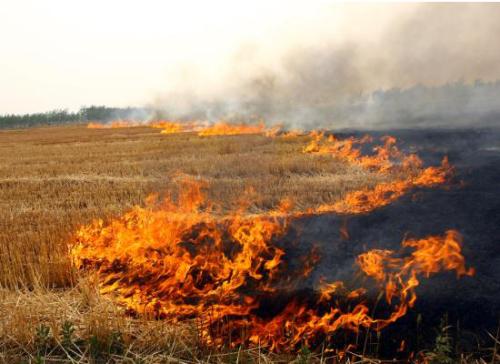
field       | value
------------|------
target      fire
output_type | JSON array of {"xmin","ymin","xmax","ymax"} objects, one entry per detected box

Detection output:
[
  {"xmin": 71, "ymin": 177, "xmax": 472, "ymax": 349},
  {"xmin": 72, "ymin": 177, "xmax": 290, "ymax": 338},
  {"xmin": 237, "ymin": 230, "xmax": 472, "ymax": 350},
  {"xmin": 87, "ymin": 119, "xmax": 203, "ymax": 134},
  {"xmin": 196, "ymin": 122, "xmax": 307, "ymax": 138},
  {"xmin": 150, "ymin": 120, "xmax": 205, "ymax": 134},
  {"xmin": 86, "ymin": 120, "xmax": 142, "ymax": 129},
  {"xmin": 149, "ymin": 120, "xmax": 184, "ymax": 134},
  {"xmin": 303, "ymin": 133, "xmax": 453, "ymax": 215},
  {"xmin": 303, "ymin": 133, "xmax": 417, "ymax": 174},
  {"xmin": 356, "ymin": 230, "xmax": 474, "ymax": 323},
  {"xmin": 198, "ymin": 121, "xmax": 266, "ymax": 136},
  {"xmin": 87, "ymin": 122, "xmax": 106, "ymax": 129},
  {"xmin": 281, "ymin": 129, "xmax": 306, "ymax": 139},
  {"xmin": 401, "ymin": 229, "xmax": 475, "ymax": 278},
  {"xmin": 263, "ymin": 124, "xmax": 283, "ymax": 138},
  {"xmin": 85, "ymin": 119, "xmax": 318, "ymax": 139},
  {"xmin": 70, "ymin": 131, "xmax": 472, "ymax": 352},
  {"xmin": 314, "ymin": 158, "xmax": 451, "ymax": 215},
  {"xmin": 87, "ymin": 120, "xmax": 142, "ymax": 129}
]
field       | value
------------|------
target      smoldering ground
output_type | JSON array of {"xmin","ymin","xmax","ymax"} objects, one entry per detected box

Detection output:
[{"xmin": 272, "ymin": 128, "xmax": 500, "ymax": 353}]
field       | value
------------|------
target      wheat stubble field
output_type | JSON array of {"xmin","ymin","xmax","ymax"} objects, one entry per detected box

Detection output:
[{"xmin": 0, "ymin": 124, "xmax": 385, "ymax": 362}]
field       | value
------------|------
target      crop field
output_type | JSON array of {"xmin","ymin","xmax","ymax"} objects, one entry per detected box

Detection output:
[
  {"xmin": 2, "ymin": 3, "xmax": 499, "ymax": 363},
  {"xmin": 0, "ymin": 124, "xmax": 391, "ymax": 363},
  {"xmin": 0, "ymin": 123, "xmax": 496, "ymax": 363}
]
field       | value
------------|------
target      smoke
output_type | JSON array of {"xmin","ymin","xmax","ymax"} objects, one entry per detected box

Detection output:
[{"xmin": 152, "ymin": 3, "xmax": 500, "ymax": 129}]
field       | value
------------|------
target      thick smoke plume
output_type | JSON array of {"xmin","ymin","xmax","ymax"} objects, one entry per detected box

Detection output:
[{"xmin": 153, "ymin": 4, "xmax": 500, "ymax": 129}]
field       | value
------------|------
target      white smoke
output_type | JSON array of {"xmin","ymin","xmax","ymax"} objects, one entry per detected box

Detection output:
[{"xmin": 152, "ymin": 3, "xmax": 500, "ymax": 129}]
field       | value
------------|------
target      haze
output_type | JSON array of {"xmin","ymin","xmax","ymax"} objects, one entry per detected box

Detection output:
[{"xmin": 0, "ymin": 1, "xmax": 499, "ymax": 115}]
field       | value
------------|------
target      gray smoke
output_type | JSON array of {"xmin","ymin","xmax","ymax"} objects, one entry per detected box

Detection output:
[{"xmin": 153, "ymin": 4, "xmax": 500, "ymax": 129}]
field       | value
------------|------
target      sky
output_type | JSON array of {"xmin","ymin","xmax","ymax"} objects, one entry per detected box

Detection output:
[
  {"xmin": 0, "ymin": 1, "xmax": 499, "ymax": 115},
  {"xmin": 0, "ymin": 1, "xmax": 418, "ymax": 114}
]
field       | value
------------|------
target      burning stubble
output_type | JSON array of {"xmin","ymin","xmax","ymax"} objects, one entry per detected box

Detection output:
[
  {"xmin": 70, "ymin": 126, "xmax": 470, "ymax": 351},
  {"xmin": 0, "ymin": 125, "xmax": 382, "ymax": 288}
]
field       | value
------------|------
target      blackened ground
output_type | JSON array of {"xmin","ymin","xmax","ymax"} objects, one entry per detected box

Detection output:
[{"xmin": 283, "ymin": 128, "xmax": 500, "ymax": 354}]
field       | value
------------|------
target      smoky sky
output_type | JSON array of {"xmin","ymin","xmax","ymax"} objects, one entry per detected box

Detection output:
[{"xmin": 153, "ymin": 3, "xmax": 500, "ymax": 129}]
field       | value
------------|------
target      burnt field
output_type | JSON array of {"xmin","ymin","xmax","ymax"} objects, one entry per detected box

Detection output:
[
  {"xmin": 298, "ymin": 128, "xmax": 500, "ymax": 305},
  {"xmin": 288, "ymin": 128, "xmax": 500, "ymax": 356},
  {"xmin": 0, "ymin": 124, "xmax": 499, "ymax": 363}
]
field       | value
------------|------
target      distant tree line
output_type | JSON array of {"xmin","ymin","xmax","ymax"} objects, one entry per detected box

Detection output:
[
  {"xmin": 0, "ymin": 109, "xmax": 80, "ymax": 129},
  {"xmin": 3, "ymin": 80, "xmax": 500, "ymax": 130},
  {"xmin": 0, "ymin": 106, "xmax": 150, "ymax": 129},
  {"xmin": 80, "ymin": 106, "xmax": 151, "ymax": 122}
]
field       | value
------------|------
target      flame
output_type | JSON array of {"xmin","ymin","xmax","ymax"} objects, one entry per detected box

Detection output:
[
  {"xmin": 303, "ymin": 133, "xmax": 453, "ymax": 215},
  {"xmin": 72, "ymin": 177, "xmax": 290, "ymax": 341},
  {"xmin": 315, "ymin": 157, "xmax": 451, "ymax": 215},
  {"xmin": 198, "ymin": 121, "xmax": 267, "ymax": 136},
  {"xmin": 149, "ymin": 120, "xmax": 184, "ymax": 134},
  {"xmin": 356, "ymin": 230, "xmax": 474, "ymax": 322},
  {"xmin": 246, "ymin": 230, "xmax": 473, "ymax": 350},
  {"xmin": 71, "ymin": 180, "xmax": 472, "ymax": 350},
  {"xmin": 264, "ymin": 128, "xmax": 307, "ymax": 139},
  {"xmin": 87, "ymin": 119, "xmax": 204, "ymax": 134},
  {"xmin": 263, "ymin": 124, "xmax": 283, "ymax": 138},
  {"xmin": 87, "ymin": 122, "xmax": 106, "ymax": 129},
  {"xmin": 87, "ymin": 120, "xmax": 142, "ymax": 129},
  {"xmin": 86, "ymin": 119, "xmax": 284, "ymax": 136},
  {"xmin": 151, "ymin": 120, "xmax": 205, "ymax": 134},
  {"xmin": 70, "ymin": 131, "xmax": 472, "ymax": 352},
  {"xmin": 303, "ymin": 133, "xmax": 417, "ymax": 174},
  {"xmin": 281, "ymin": 129, "xmax": 306, "ymax": 139}
]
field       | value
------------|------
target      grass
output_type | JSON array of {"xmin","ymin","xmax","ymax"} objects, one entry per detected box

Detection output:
[{"xmin": 0, "ymin": 124, "xmax": 496, "ymax": 363}]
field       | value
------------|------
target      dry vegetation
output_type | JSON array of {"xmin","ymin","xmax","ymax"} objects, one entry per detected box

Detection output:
[
  {"xmin": 0, "ymin": 125, "xmax": 384, "ymax": 289},
  {"xmin": 0, "ymin": 124, "xmax": 392, "ymax": 363},
  {"xmin": 1, "ymin": 125, "xmax": 495, "ymax": 363}
]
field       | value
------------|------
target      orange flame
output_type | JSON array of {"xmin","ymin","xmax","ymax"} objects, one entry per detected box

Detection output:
[
  {"xmin": 149, "ymin": 120, "xmax": 184, "ymax": 134},
  {"xmin": 87, "ymin": 119, "xmax": 204, "ymax": 134},
  {"xmin": 303, "ymin": 133, "xmax": 418, "ymax": 174},
  {"xmin": 87, "ymin": 122, "xmax": 106, "ymax": 129},
  {"xmin": 151, "ymin": 120, "xmax": 205, "ymax": 134},
  {"xmin": 87, "ymin": 120, "xmax": 142, "ymax": 129},
  {"xmin": 303, "ymin": 133, "xmax": 453, "ymax": 215},
  {"xmin": 71, "ymin": 181, "xmax": 472, "ymax": 350},
  {"xmin": 70, "ymin": 132, "xmax": 471, "ymax": 352},
  {"xmin": 198, "ymin": 121, "xmax": 267, "ymax": 136},
  {"xmin": 281, "ymin": 129, "xmax": 306, "ymax": 139},
  {"xmin": 72, "ymin": 178, "xmax": 290, "ymax": 338},
  {"xmin": 315, "ymin": 157, "xmax": 451, "ymax": 215}
]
